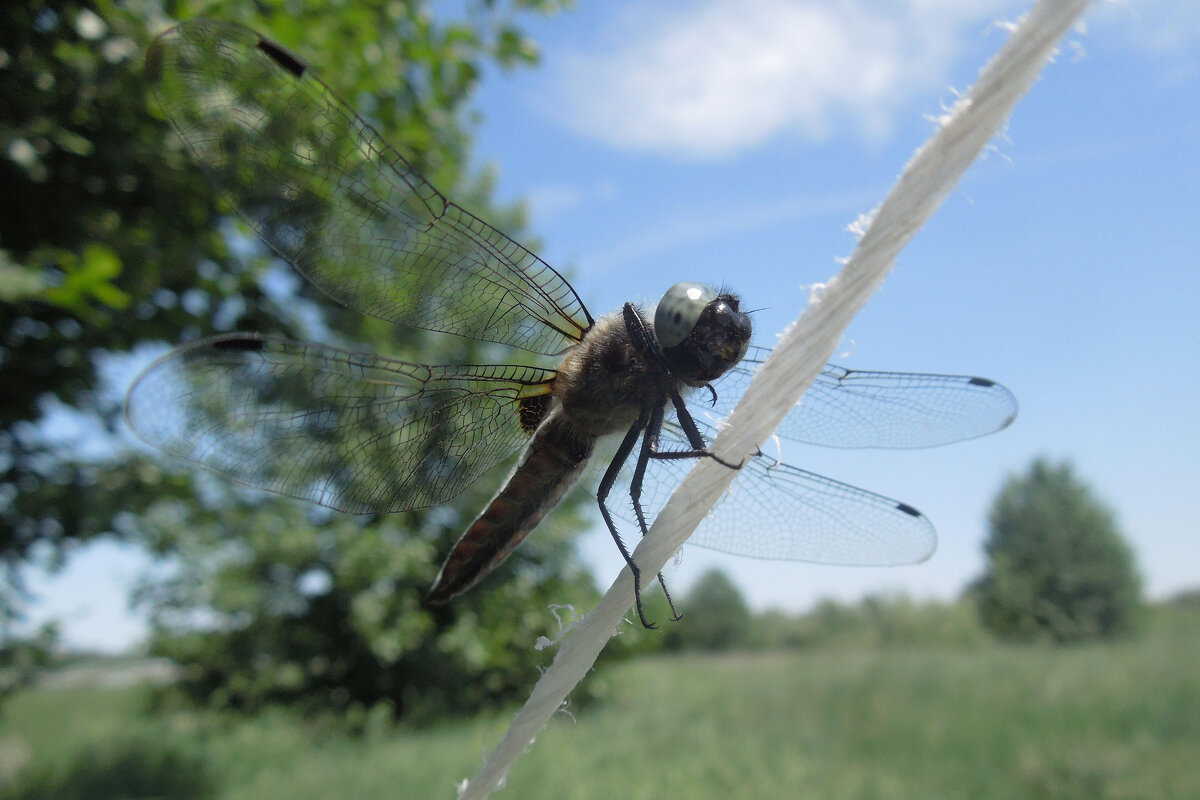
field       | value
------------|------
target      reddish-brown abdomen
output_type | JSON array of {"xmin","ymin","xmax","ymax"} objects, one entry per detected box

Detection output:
[{"xmin": 426, "ymin": 413, "xmax": 592, "ymax": 604}]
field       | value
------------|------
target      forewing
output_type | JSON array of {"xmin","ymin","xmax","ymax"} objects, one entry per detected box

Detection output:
[
  {"xmin": 146, "ymin": 19, "xmax": 590, "ymax": 355},
  {"xmin": 696, "ymin": 345, "xmax": 1018, "ymax": 449},
  {"xmin": 124, "ymin": 334, "xmax": 553, "ymax": 514}
]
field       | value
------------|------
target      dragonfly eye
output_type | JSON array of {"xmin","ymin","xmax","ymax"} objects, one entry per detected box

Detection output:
[{"xmin": 654, "ymin": 282, "xmax": 717, "ymax": 349}]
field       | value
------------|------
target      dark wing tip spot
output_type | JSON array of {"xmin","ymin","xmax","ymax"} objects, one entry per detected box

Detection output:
[
  {"xmin": 212, "ymin": 336, "xmax": 265, "ymax": 353},
  {"xmin": 896, "ymin": 502, "xmax": 923, "ymax": 518},
  {"xmin": 256, "ymin": 37, "xmax": 307, "ymax": 78},
  {"xmin": 968, "ymin": 376, "xmax": 995, "ymax": 387}
]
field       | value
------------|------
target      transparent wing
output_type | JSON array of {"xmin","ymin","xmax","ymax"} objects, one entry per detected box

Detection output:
[
  {"xmin": 125, "ymin": 334, "xmax": 554, "ymax": 514},
  {"xmin": 591, "ymin": 343, "xmax": 1017, "ymax": 564},
  {"xmin": 146, "ymin": 19, "xmax": 591, "ymax": 355},
  {"xmin": 688, "ymin": 458, "xmax": 936, "ymax": 564},
  {"xmin": 596, "ymin": 431, "xmax": 936, "ymax": 566},
  {"xmin": 694, "ymin": 345, "xmax": 1018, "ymax": 449}
]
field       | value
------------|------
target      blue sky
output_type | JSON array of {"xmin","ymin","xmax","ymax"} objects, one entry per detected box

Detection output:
[{"xmin": 27, "ymin": 0, "xmax": 1200, "ymax": 651}]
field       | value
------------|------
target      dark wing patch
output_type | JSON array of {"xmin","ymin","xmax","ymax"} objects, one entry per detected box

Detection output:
[{"xmin": 517, "ymin": 392, "xmax": 553, "ymax": 435}]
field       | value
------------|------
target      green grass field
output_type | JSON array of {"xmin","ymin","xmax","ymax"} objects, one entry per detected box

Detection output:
[{"xmin": 3, "ymin": 607, "xmax": 1197, "ymax": 800}]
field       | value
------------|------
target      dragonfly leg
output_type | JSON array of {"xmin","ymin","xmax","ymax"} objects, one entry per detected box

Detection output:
[
  {"xmin": 630, "ymin": 400, "xmax": 683, "ymax": 622},
  {"xmin": 597, "ymin": 406, "xmax": 660, "ymax": 629},
  {"xmin": 655, "ymin": 390, "xmax": 744, "ymax": 470}
]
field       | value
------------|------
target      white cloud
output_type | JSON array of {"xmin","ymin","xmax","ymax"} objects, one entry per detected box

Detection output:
[{"xmin": 550, "ymin": 0, "xmax": 1022, "ymax": 160}]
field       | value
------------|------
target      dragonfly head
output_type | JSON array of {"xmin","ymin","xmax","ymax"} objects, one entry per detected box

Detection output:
[{"xmin": 654, "ymin": 282, "xmax": 752, "ymax": 386}]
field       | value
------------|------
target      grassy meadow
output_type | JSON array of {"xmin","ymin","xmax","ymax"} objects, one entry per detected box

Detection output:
[{"xmin": 2, "ymin": 606, "xmax": 1197, "ymax": 800}]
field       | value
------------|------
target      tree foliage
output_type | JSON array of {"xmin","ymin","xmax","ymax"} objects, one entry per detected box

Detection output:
[
  {"xmin": 973, "ymin": 458, "xmax": 1141, "ymax": 643},
  {"xmin": 661, "ymin": 569, "xmax": 752, "ymax": 652},
  {"xmin": 2, "ymin": 0, "xmax": 599, "ymax": 719}
]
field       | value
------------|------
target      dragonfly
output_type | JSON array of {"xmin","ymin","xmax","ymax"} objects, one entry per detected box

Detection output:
[{"xmin": 125, "ymin": 19, "xmax": 1017, "ymax": 628}]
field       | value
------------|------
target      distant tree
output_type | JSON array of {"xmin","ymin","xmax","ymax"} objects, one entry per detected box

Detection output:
[
  {"xmin": 1166, "ymin": 588, "xmax": 1200, "ymax": 609},
  {"xmin": 972, "ymin": 458, "xmax": 1141, "ymax": 643},
  {"xmin": 858, "ymin": 594, "xmax": 988, "ymax": 647},
  {"xmin": 0, "ymin": 622, "xmax": 55, "ymax": 712},
  {"xmin": 746, "ymin": 608, "xmax": 809, "ymax": 650},
  {"xmin": 663, "ymin": 569, "xmax": 751, "ymax": 651}
]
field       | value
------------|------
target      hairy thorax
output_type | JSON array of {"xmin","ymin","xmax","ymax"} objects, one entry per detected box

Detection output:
[{"xmin": 551, "ymin": 311, "xmax": 680, "ymax": 438}]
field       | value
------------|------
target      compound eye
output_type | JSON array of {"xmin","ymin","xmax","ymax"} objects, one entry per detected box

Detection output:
[{"xmin": 654, "ymin": 282, "xmax": 717, "ymax": 348}]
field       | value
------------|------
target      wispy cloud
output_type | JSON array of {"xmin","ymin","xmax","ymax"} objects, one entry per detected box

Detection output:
[
  {"xmin": 524, "ymin": 178, "xmax": 618, "ymax": 222},
  {"xmin": 550, "ymin": 0, "xmax": 1021, "ymax": 160},
  {"xmin": 579, "ymin": 186, "xmax": 881, "ymax": 275}
]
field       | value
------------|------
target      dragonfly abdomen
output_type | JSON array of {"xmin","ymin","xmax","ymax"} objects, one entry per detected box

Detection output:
[{"xmin": 426, "ymin": 412, "xmax": 593, "ymax": 604}]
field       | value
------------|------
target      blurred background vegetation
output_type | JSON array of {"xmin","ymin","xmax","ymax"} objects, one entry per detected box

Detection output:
[
  {"xmin": 1, "ymin": 0, "xmax": 600, "ymax": 722},
  {"xmin": 0, "ymin": 1, "xmax": 1192, "ymax": 798}
]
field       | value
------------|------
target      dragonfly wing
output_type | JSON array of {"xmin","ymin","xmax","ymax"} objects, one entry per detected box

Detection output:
[
  {"xmin": 695, "ymin": 345, "xmax": 1018, "ymax": 449},
  {"xmin": 588, "ymin": 421, "xmax": 935, "ymax": 565},
  {"xmin": 146, "ymin": 19, "xmax": 591, "ymax": 355},
  {"xmin": 686, "ymin": 457, "xmax": 936, "ymax": 565},
  {"xmin": 600, "ymin": 446, "xmax": 936, "ymax": 566},
  {"xmin": 125, "ymin": 334, "xmax": 554, "ymax": 514}
]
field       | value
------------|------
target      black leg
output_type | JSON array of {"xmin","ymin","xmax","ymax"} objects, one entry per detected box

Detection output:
[
  {"xmin": 612, "ymin": 301, "xmax": 738, "ymax": 623},
  {"xmin": 629, "ymin": 400, "xmax": 683, "ymax": 621},
  {"xmin": 596, "ymin": 407, "xmax": 660, "ymax": 629},
  {"xmin": 669, "ymin": 391, "xmax": 709, "ymax": 449},
  {"xmin": 654, "ymin": 391, "xmax": 743, "ymax": 469},
  {"xmin": 622, "ymin": 302, "xmax": 658, "ymax": 355}
]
